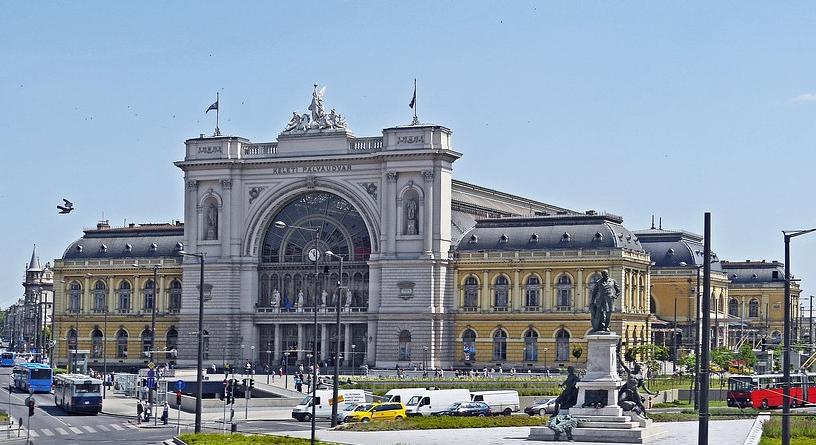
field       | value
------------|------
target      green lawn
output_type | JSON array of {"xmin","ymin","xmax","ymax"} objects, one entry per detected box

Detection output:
[
  {"xmin": 760, "ymin": 416, "xmax": 816, "ymax": 445},
  {"xmin": 649, "ymin": 407, "xmax": 757, "ymax": 423},
  {"xmin": 339, "ymin": 415, "xmax": 547, "ymax": 431},
  {"xmin": 179, "ymin": 434, "xmax": 334, "ymax": 445}
]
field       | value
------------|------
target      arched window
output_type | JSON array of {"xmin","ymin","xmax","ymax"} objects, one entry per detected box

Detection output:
[
  {"xmin": 494, "ymin": 276, "xmax": 509, "ymax": 310},
  {"xmin": 203, "ymin": 330, "xmax": 210, "ymax": 360},
  {"xmin": 492, "ymin": 329, "xmax": 507, "ymax": 361},
  {"xmin": 398, "ymin": 330, "xmax": 411, "ymax": 361},
  {"xmin": 118, "ymin": 281, "xmax": 132, "ymax": 313},
  {"xmin": 464, "ymin": 276, "xmax": 478, "ymax": 310},
  {"xmin": 141, "ymin": 329, "xmax": 153, "ymax": 356},
  {"xmin": 91, "ymin": 329, "xmax": 103, "ymax": 358},
  {"xmin": 166, "ymin": 328, "xmax": 178, "ymax": 357},
  {"xmin": 93, "ymin": 280, "xmax": 106, "ymax": 312},
  {"xmin": 169, "ymin": 280, "xmax": 182, "ymax": 312},
  {"xmin": 749, "ymin": 299, "xmax": 759, "ymax": 318},
  {"xmin": 524, "ymin": 329, "xmax": 538, "ymax": 361},
  {"xmin": 557, "ymin": 275, "xmax": 572, "ymax": 309},
  {"xmin": 203, "ymin": 198, "xmax": 219, "ymax": 241},
  {"xmin": 525, "ymin": 276, "xmax": 540, "ymax": 309},
  {"xmin": 259, "ymin": 273, "xmax": 270, "ymax": 307},
  {"xmin": 67, "ymin": 328, "xmax": 78, "ymax": 351},
  {"xmin": 556, "ymin": 329, "xmax": 570, "ymax": 362},
  {"xmin": 728, "ymin": 298, "xmax": 739, "ymax": 317},
  {"xmin": 462, "ymin": 329, "xmax": 476, "ymax": 361},
  {"xmin": 143, "ymin": 279, "xmax": 155, "ymax": 310},
  {"xmin": 649, "ymin": 297, "xmax": 657, "ymax": 314},
  {"xmin": 116, "ymin": 329, "xmax": 128, "ymax": 358},
  {"xmin": 68, "ymin": 281, "xmax": 82, "ymax": 313}
]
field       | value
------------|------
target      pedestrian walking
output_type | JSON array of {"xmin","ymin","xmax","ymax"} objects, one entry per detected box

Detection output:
[
  {"xmin": 136, "ymin": 400, "xmax": 143, "ymax": 424},
  {"xmin": 161, "ymin": 402, "xmax": 169, "ymax": 425}
]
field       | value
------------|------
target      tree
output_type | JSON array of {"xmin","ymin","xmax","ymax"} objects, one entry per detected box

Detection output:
[
  {"xmin": 679, "ymin": 353, "xmax": 696, "ymax": 375},
  {"xmin": 737, "ymin": 343, "xmax": 757, "ymax": 368},
  {"xmin": 711, "ymin": 346, "xmax": 735, "ymax": 372}
]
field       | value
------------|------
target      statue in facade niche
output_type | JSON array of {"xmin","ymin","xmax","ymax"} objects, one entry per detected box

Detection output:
[
  {"xmin": 296, "ymin": 289, "xmax": 304, "ymax": 308},
  {"xmin": 272, "ymin": 289, "xmax": 281, "ymax": 308},
  {"xmin": 344, "ymin": 289, "xmax": 352, "ymax": 308},
  {"xmin": 589, "ymin": 270, "xmax": 619, "ymax": 333},
  {"xmin": 320, "ymin": 290, "xmax": 328, "ymax": 307},
  {"xmin": 405, "ymin": 199, "xmax": 418, "ymax": 235},
  {"xmin": 205, "ymin": 203, "xmax": 218, "ymax": 240}
]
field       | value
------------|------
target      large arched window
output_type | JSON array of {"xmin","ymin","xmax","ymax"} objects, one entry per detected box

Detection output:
[
  {"xmin": 494, "ymin": 276, "xmax": 509, "ymax": 310},
  {"xmin": 464, "ymin": 276, "xmax": 479, "ymax": 310},
  {"xmin": 462, "ymin": 329, "xmax": 476, "ymax": 361},
  {"xmin": 116, "ymin": 329, "xmax": 128, "ymax": 358},
  {"xmin": 492, "ymin": 329, "xmax": 507, "ymax": 361},
  {"xmin": 728, "ymin": 298, "xmax": 739, "ymax": 317},
  {"xmin": 202, "ymin": 330, "xmax": 210, "ymax": 360},
  {"xmin": 91, "ymin": 329, "xmax": 103, "ymax": 358},
  {"xmin": 398, "ymin": 330, "xmax": 411, "ymax": 361},
  {"xmin": 557, "ymin": 275, "xmax": 572, "ymax": 309},
  {"xmin": 67, "ymin": 328, "xmax": 78, "ymax": 351},
  {"xmin": 118, "ymin": 281, "xmax": 132, "ymax": 313},
  {"xmin": 524, "ymin": 329, "xmax": 538, "ymax": 361},
  {"xmin": 749, "ymin": 299, "xmax": 759, "ymax": 318},
  {"xmin": 141, "ymin": 329, "xmax": 153, "ymax": 356},
  {"xmin": 93, "ymin": 280, "xmax": 106, "ymax": 312},
  {"xmin": 169, "ymin": 280, "xmax": 182, "ymax": 312},
  {"xmin": 143, "ymin": 280, "xmax": 155, "ymax": 310},
  {"xmin": 525, "ymin": 276, "xmax": 540, "ymax": 309},
  {"xmin": 68, "ymin": 281, "xmax": 82, "ymax": 313},
  {"xmin": 166, "ymin": 327, "xmax": 178, "ymax": 358},
  {"xmin": 556, "ymin": 329, "xmax": 570, "ymax": 362}
]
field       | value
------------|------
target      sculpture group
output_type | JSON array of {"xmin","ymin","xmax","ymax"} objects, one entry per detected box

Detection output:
[{"xmin": 284, "ymin": 85, "xmax": 348, "ymax": 133}]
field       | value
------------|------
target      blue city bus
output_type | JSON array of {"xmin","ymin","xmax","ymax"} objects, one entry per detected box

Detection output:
[
  {"xmin": 0, "ymin": 352, "xmax": 16, "ymax": 367},
  {"xmin": 54, "ymin": 374, "xmax": 102, "ymax": 414},
  {"xmin": 11, "ymin": 363, "xmax": 53, "ymax": 393}
]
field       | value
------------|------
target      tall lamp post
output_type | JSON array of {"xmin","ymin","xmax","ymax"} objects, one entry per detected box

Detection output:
[
  {"xmin": 179, "ymin": 251, "xmax": 207, "ymax": 433},
  {"xmin": 324, "ymin": 250, "xmax": 344, "ymax": 427},
  {"xmin": 273, "ymin": 221, "xmax": 319, "ymax": 445},
  {"xmin": 351, "ymin": 344, "xmax": 356, "ymax": 376},
  {"xmin": 132, "ymin": 264, "xmax": 160, "ymax": 366},
  {"xmin": 781, "ymin": 228, "xmax": 816, "ymax": 445}
]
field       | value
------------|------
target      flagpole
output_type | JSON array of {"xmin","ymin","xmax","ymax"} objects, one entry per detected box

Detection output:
[
  {"xmin": 215, "ymin": 92, "xmax": 221, "ymax": 136},
  {"xmin": 412, "ymin": 78, "xmax": 419, "ymax": 125}
]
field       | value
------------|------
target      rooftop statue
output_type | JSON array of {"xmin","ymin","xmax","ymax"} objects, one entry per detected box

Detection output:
[{"xmin": 283, "ymin": 85, "xmax": 348, "ymax": 133}]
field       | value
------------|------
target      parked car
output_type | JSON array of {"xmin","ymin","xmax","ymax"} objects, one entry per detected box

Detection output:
[
  {"xmin": 524, "ymin": 398, "xmax": 558, "ymax": 416},
  {"xmin": 434, "ymin": 401, "xmax": 491, "ymax": 417},
  {"xmin": 431, "ymin": 402, "xmax": 464, "ymax": 416},
  {"xmin": 346, "ymin": 402, "xmax": 407, "ymax": 422},
  {"xmin": 292, "ymin": 389, "xmax": 367, "ymax": 422},
  {"xmin": 471, "ymin": 390, "xmax": 520, "ymax": 416},
  {"xmin": 335, "ymin": 402, "xmax": 370, "ymax": 424},
  {"xmin": 404, "ymin": 388, "xmax": 471, "ymax": 416}
]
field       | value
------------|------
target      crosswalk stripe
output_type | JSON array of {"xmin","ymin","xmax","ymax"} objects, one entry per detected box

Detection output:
[
  {"xmin": 82, "ymin": 426, "xmax": 96, "ymax": 433},
  {"xmin": 69, "ymin": 426, "xmax": 83, "ymax": 434},
  {"xmin": 28, "ymin": 430, "xmax": 39, "ymax": 438},
  {"xmin": 110, "ymin": 424, "xmax": 124, "ymax": 431},
  {"xmin": 97, "ymin": 425, "xmax": 110, "ymax": 431},
  {"xmin": 56, "ymin": 427, "xmax": 69, "ymax": 435},
  {"xmin": 42, "ymin": 429, "xmax": 54, "ymax": 436},
  {"xmin": 125, "ymin": 423, "xmax": 138, "ymax": 429}
]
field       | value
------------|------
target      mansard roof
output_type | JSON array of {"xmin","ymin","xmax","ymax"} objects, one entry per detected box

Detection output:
[
  {"xmin": 62, "ymin": 221, "xmax": 184, "ymax": 260},
  {"xmin": 635, "ymin": 228, "xmax": 722, "ymax": 271},
  {"xmin": 720, "ymin": 260, "xmax": 786, "ymax": 284}
]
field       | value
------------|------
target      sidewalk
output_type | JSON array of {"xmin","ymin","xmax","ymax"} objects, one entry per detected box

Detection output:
[{"xmin": 101, "ymin": 392, "xmax": 294, "ymax": 423}]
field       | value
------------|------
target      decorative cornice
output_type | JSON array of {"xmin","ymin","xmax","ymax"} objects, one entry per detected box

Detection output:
[
  {"xmin": 386, "ymin": 171, "xmax": 398, "ymax": 183},
  {"xmin": 220, "ymin": 179, "xmax": 232, "ymax": 190},
  {"xmin": 186, "ymin": 180, "xmax": 199, "ymax": 190},
  {"xmin": 422, "ymin": 170, "xmax": 434, "ymax": 182}
]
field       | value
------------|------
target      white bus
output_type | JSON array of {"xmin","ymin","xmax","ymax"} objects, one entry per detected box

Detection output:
[{"xmin": 54, "ymin": 374, "xmax": 103, "ymax": 414}]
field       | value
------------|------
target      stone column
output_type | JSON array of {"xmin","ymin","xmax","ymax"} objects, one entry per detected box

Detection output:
[
  {"xmin": 577, "ymin": 268, "xmax": 584, "ymax": 308},
  {"xmin": 366, "ymin": 320, "xmax": 377, "ymax": 364},
  {"xmin": 481, "ymin": 270, "xmax": 490, "ymax": 311},
  {"xmin": 134, "ymin": 275, "xmax": 141, "ymax": 312},
  {"xmin": 343, "ymin": 324, "xmax": 352, "ymax": 367},
  {"xmin": 422, "ymin": 170, "xmax": 434, "ymax": 257},
  {"xmin": 513, "ymin": 269, "xmax": 521, "ymax": 311},
  {"xmin": 386, "ymin": 171, "xmax": 398, "ymax": 256},
  {"xmin": 297, "ymin": 324, "xmax": 304, "ymax": 361},
  {"xmin": 544, "ymin": 269, "xmax": 552, "ymax": 310},
  {"xmin": 158, "ymin": 274, "xmax": 166, "ymax": 313},
  {"xmin": 320, "ymin": 324, "xmax": 328, "ymax": 362},
  {"xmin": 83, "ymin": 276, "xmax": 90, "ymax": 313},
  {"xmin": 273, "ymin": 323, "xmax": 281, "ymax": 362},
  {"xmin": 107, "ymin": 276, "xmax": 114, "ymax": 314}
]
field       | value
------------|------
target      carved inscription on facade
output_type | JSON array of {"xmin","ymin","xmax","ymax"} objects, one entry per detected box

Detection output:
[
  {"xmin": 198, "ymin": 145, "xmax": 223, "ymax": 154},
  {"xmin": 397, "ymin": 135, "xmax": 424, "ymax": 144},
  {"xmin": 270, "ymin": 164, "xmax": 352, "ymax": 175}
]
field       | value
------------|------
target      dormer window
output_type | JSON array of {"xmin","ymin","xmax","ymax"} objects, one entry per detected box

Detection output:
[
  {"xmin": 594, "ymin": 232, "xmax": 603, "ymax": 241},
  {"xmin": 125, "ymin": 244, "xmax": 132, "ymax": 253},
  {"xmin": 175, "ymin": 242, "xmax": 184, "ymax": 251},
  {"xmin": 752, "ymin": 273, "xmax": 758, "ymax": 279},
  {"xmin": 561, "ymin": 232, "xmax": 570, "ymax": 242},
  {"xmin": 530, "ymin": 233, "xmax": 539, "ymax": 243},
  {"xmin": 731, "ymin": 273, "xmax": 738, "ymax": 279},
  {"xmin": 499, "ymin": 234, "xmax": 508, "ymax": 244},
  {"xmin": 100, "ymin": 244, "xmax": 107, "ymax": 253},
  {"xmin": 667, "ymin": 248, "xmax": 674, "ymax": 256},
  {"xmin": 772, "ymin": 271, "xmax": 779, "ymax": 279},
  {"xmin": 76, "ymin": 245, "xmax": 83, "ymax": 252},
  {"xmin": 150, "ymin": 243, "xmax": 158, "ymax": 252},
  {"xmin": 469, "ymin": 234, "xmax": 478, "ymax": 244}
]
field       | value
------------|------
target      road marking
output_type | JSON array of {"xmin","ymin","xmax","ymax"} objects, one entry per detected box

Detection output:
[
  {"xmin": 110, "ymin": 424, "xmax": 124, "ymax": 430},
  {"xmin": 69, "ymin": 426, "xmax": 83, "ymax": 434},
  {"xmin": 56, "ymin": 427, "xmax": 69, "ymax": 435},
  {"xmin": 97, "ymin": 424, "xmax": 110, "ymax": 431},
  {"xmin": 42, "ymin": 428, "xmax": 54, "ymax": 436},
  {"xmin": 82, "ymin": 425, "xmax": 96, "ymax": 433},
  {"xmin": 28, "ymin": 430, "xmax": 39, "ymax": 438},
  {"xmin": 124, "ymin": 423, "xmax": 138, "ymax": 429}
]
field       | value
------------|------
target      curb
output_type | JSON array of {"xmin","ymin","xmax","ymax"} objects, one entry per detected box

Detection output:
[{"xmin": 743, "ymin": 413, "xmax": 769, "ymax": 445}]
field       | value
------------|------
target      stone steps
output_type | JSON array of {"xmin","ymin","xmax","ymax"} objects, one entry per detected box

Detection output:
[
  {"xmin": 529, "ymin": 425, "xmax": 664, "ymax": 444},
  {"xmin": 579, "ymin": 420, "xmax": 641, "ymax": 429}
]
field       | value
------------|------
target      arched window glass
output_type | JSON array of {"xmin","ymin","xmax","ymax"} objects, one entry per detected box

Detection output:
[
  {"xmin": 728, "ymin": 298, "xmax": 739, "ymax": 317},
  {"xmin": 525, "ymin": 276, "xmax": 540, "ymax": 309},
  {"xmin": 203, "ymin": 330, "xmax": 210, "ymax": 360},
  {"xmin": 166, "ymin": 328, "xmax": 178, "ymax": 358},
  {"xmin": 67, "ymin": 328, "xmax": 78, "ymax": 350},
  {"xmin": 169, "ymin": 280, "xmax": 182, "ymax": 312},
  {"xmin": 462, "ymin": 329, "xmax": 476, "ymax": 361},
  {"xmin": 91, "ymin": 329, "xmax": 103, "ymax": 358},
  {"xmin": 556, "ymin": 329, "xmax": 570, "ymax": 361},
  {"xmin": 93, "ymin": 280, "xmax": 106, "ymax": 312},
  {"xmin": 143, "ymin": 279, "xmax": 155, "ymax": 310},
  {"xmin": 69, "ymin": 281, "xmax": 82, "ymax": 313},
  {"xmin": 524, "ymin": 329, "xmax": 538, "ymax": 361},
  {"xmin": 118, "ymin": 281, "xmax": 132, "ymax": 313},
  {"xmin": 116, "ymin": 330, "xmax": 128, "ymax": 358},
  {"xmin": 464, "ymin": 276, "xmax": 478, "ymax": 310},
  {"xmin": 492, "ymin": 329, "xmax": 507, "ymax": 361},
  {"xmin": 259, "ymin": 273, "xmax": 270, "ymax": 307},
  {"xmin": 557, "ymin": 275, "xmax": 572, "ymax": 309},
  {"xmin": 494, "ymin": 276, "xmax": 509, "ymax": 310},
  {"xmin": 398, "ymin": 330, "xmax": 411, "ymax": 361},
  {"xmin": 749, "ymin": 299, "xmax": 759, "ymax": 318},
  {"xmin": 141, "ymin": 329, "xmax": 153, "ymax": 356}
]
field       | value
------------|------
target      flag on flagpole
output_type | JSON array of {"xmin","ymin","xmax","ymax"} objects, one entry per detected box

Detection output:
[
  {"xmin": 409, "ymin": 85, "xmax": 416, "ymax": 109},
  {"xmin": 206, "ymin": 100, "xmax": 218, "ymax": 114}
]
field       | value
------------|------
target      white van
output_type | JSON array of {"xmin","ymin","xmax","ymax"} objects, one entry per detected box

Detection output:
[
  {"xmin": 405, "ymin": 388, "xmax": 471, "ymax": 416},
  {"xmin": 292, "ymin": 389, "xmax": 367, "ymax": 421},
  {"xmin": 471, "ymin": 390, "xmax": 520, "ymax": 416},
  {"xmin": 382, "ymin": 387, "xmax": 427, "ymax": 404}
]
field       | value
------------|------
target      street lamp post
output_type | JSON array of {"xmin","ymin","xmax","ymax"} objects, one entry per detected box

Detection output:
[
  {"xmin": 179, "ymin": 251, "xmax": 206, "ymax": 433},
  {"xmin": 351, "ymin": 344, "xmax": 356, "ymax": 376},
  {"xmin": 324, "ymin": 250, "xmax": 344, "ymax": 427},
  {"xmin": 132, "ymin": 264, "xmax": 160, "ymax": 368},
  {"xmin": 274, "ymin": 221, "xmax": 320, "ymax": 445},
  {"xmin": 781, "ymin": 228, "xmax": 816, "ymax": 445}
]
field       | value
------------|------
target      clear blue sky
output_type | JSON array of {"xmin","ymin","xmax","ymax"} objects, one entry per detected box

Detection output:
[{"xmin": 2, "ymin": 2, "xmax": 815, "ymax": 311}]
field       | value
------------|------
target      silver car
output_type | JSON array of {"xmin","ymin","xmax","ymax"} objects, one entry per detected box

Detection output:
[
  {"xmin": 524, "ymin": 398, "xmax": 558, "ymax": 416},
  {"xmin": 335, "ymin": 402, "xmax": 371, "ymax": 424}
]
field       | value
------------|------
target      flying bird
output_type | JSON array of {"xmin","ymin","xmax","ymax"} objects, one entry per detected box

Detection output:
[{"xmin": 57, "ymin": 199, "xmax": 74, "ymax": 214}]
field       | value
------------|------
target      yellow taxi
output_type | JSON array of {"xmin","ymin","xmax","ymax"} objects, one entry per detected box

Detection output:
[{"xmin": 346, "ymin": 402, "xmax": 407, "ymax": 422}]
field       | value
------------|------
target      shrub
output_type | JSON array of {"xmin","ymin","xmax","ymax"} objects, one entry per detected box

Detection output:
[
  {"xmin": 179, "ymin": 433, "xmax": 332, "ymax": 444},
  {"xmin": 340, "ymin": 415, "xmax": 546, "ymax": 431},
  {"xmin": 761, "ymin": 416, "xmax": 816, "ymax": 439}
]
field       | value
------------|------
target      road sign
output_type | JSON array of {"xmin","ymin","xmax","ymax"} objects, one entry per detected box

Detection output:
[
  {"xmin": 148, "ymin": 361, "xmax": 156, "ymax": 369},
  {"xmin": 176, "ymin": 380, "xmax": 185, "ymax": 391},
  {"xmin": 147, "ymin": 377, "xmax": 155, "ymax": 388}
]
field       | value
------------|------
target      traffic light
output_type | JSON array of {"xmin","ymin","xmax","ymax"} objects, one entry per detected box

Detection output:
[
  {"xmin": 176, "ymin": 391, "xmax": 182, "ymax": 406},
  {"xmin": 249, "ymin": 378, "xmax": 254, "ymax": 390},
  {"xmin": 27, "ymin": 398, "xmax": 34, "ymax": 416}
]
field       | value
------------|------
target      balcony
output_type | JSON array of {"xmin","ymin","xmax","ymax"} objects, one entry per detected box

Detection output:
[
  {"xmin": 117, "ymin": 308, "xmax": 132, "ymax": 314},
  {"xmin": 461, "ymin": 306, "xmax": 479, "ymax": 312},
  {"xmin": 493, "ymin": 306, "xmax": 509, "ymax": 312},
  {"xmin": 555, "ymin": 306, "xmax": 572, "ymax": 312},
  {"xmin": 256, "ymin": 305, "xmax": 368, "ymax": 313},
  {"xmin": 523, "ymin": 306, "xmax": 541, "ymax": 312}
]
